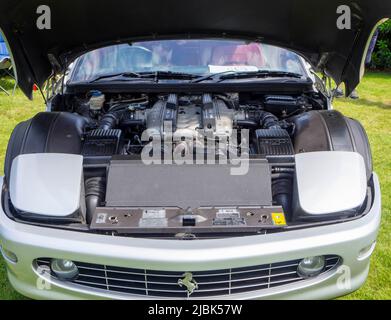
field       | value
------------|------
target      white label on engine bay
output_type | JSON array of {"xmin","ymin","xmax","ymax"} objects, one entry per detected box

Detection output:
[
  {"xmin": 139, "ymin": 218, "xmax": 168, "ymax": 228},
  {"xmin": 214, "ymin": 209, "xmax": 245, "ymax": 226},
  {"xmin": 95, "ymin": 213, "xmax": 107, "ymax": 224},
  {"xmin": 217, "ymin": 208, "xmax": 240, "ymax": 216},
  {"xmin": 142, "ymin": 209, "xmax": 167, "ymax": 219},
  {"xmin": 139, "ymin": 210, "xmax": 168, "ymax": 228}
]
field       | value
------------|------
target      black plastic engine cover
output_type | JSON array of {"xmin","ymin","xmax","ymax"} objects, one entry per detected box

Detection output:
[
  {"xmin": 292, "ymin": 110, "xmax": 372, "ymax": 180},
  {"xmin": 82, "ymin": 129, "xmax": 122, "ymax": 156},
  {"xmin": 255, "ymin": 128, "xmax": 294, "ymax": 163},
  {"xmin": 105, "ymin": 158, "xmax": 272, "ymax": 209},
  {"xmin": 4, "ymin": 112, "xmax": 87, "ymax": 182}
]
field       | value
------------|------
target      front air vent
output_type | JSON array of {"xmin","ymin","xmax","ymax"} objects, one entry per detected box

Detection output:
[{"xmin": 35, "ymin": 255, "xmax": 341, "ymax": 298}]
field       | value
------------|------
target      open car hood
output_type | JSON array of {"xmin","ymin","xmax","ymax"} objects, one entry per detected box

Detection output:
[{"xmin": 0, "ymin": 0, "xmax": 390, "ymax": 99}]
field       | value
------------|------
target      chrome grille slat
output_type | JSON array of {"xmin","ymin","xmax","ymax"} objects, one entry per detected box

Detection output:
[
  {"xmin": 75, "ymin": 276, "xmax": 306, "ymax": 294},
  {"xmin": 144, "ymin": 270, "xmax": 149, "ymax": 296},
  {"xmin": 103, "ymin": 265, "xmax": 109, "ymax": 291},
  {"xmin": 103, "ymin": 262, "xmax": 301, "ymax": 277},
  {"xmin": 36, "ymin": 255, "xmax": 341, "ymax": 298},
  {"xmin": 74, "ymin": 280, "xmax": 147, "ymax": 293},
  {"xmin": 76, "ymin": 269, "xmax": 301, "ymax": 286},
  {"xmin": 228, "ymin": 268, "xmax": 232, "ymax": 295},
  {"xmin": 73, "ymin": 261, "xmax": 316, "ymax": 278},
  {"xmin": 74, "ymin": 280, "xmax": 230, "ymax": 294},
  {"xmin": 269, "ymin": 277, "xmax": 303, "ymax": 286},
  {"xmin": 230, "ymin": 277, "xmax": 302, "ymax": 291},
  {"xmin": 267, "ymin": 263, "xmax": 272, "ymax": 288},
  {"xmin": 77, "ymin": 273, "xmax": 186, "ymax": 286},
  {"xmin": 80, "ymin": 265, "xmax": 146, "ymax": 276}
]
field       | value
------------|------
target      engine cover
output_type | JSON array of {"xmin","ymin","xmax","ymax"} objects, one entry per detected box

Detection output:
[
  {"xmin": 145, "ymin": 94, "xmax": 234, "ymax": 141},
  {"xmin": 105, "ymin": 158, "xmax": 272, "ymax": 209}
]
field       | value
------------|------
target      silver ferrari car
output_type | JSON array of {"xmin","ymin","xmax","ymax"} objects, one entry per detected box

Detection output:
[{"xmin": 0, "ymin": 0, "xmax": 389, "ymax": 299}]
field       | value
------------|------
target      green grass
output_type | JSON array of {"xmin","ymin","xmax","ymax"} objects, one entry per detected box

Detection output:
[
  {"xmin": 333, "ymin": 72, "xmax": 391, "ymax": 299},
  {"xmin": 0, "ymin": 78, "xmax": 43, "ymax": 300},
  {"xmin": 0, "ymin": 73, "xmax": 390, "ymax": 300}
]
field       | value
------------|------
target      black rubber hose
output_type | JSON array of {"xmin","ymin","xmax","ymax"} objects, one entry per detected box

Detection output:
[
  {"xmin": 271, "ymin": 173, "xmax": 294, "ymax": 180},
  {"xmin": 272, "ymin": 175, "xmax": 293, "ymax": 220},
  {"xmin": 235, "ymin": 120, "xmax": 259, "ymax": 128},
  {"xmin": 259, "ymin": 111, "xmax": 281, "ymax": 129},
  {"xmin": 99, "ymin": 112, "xmax": 119, "ymax": 130},
  {"xmin": 85, "ymin": 177, "xmax": 106, "ymax": 224}
]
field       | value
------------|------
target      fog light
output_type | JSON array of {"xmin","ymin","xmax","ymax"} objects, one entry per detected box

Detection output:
[
  {"xmin": 297, "ymin": 256, "xmax": 325, "ymax": 278},
  {"xmin": 51, "ymin": 259, "xmax": 78, "ymax": 280},
  {"xmin": 0, "ymin": 246, "xmax": 18, "ymax": 263}
]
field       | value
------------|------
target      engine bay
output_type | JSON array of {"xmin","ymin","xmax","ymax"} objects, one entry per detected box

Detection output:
[
  {"xmin": 74, "ymin": 91, "xmax": 309, "ymax": 236},
  {"xmin": 4, "ymin": 89, "xmax": 374, "ymax": 239},
  {"xmin": 69, "ymin": 91, "xmax": 317, "ymax": 160}
]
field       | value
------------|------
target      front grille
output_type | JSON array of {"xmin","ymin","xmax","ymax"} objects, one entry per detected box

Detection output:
[{"xmin": 36, "ymin": 256, "xmax": 341, "ymax": 298}]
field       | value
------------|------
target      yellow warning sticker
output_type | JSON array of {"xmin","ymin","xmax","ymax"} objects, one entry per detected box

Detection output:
[{"xmin": 272, "ymin": 213, "xmax": 287, "ymax": 226}]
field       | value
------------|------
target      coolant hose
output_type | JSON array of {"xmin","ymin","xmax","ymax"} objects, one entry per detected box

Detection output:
[{"xmin": 85, "ymin": 177, "xmax": 106, "ymax": 223}]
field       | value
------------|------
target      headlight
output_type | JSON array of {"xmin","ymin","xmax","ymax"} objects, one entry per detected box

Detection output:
[
  {"xmin": 297, "ymin": 256, "xmax": 325, "ymax": 278},
  {"xmin": 51, "ymin": 259, "xmax": 79, "ymax": 280}
]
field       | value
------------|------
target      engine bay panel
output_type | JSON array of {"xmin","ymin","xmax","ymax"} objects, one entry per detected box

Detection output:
[{"xmin": 90, "ymin": 206, "xmax": 287, "ymax": 234}]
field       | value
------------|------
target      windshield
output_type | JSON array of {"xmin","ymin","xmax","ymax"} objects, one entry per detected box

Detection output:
[{"xmin": 70, "ymin": 39, "xmax": 306, "ymax": 83}]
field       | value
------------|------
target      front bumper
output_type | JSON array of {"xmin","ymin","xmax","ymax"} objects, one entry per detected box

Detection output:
[{"xmin": 0, "ymin": 174, "xmax": 381, "ymax": 300}]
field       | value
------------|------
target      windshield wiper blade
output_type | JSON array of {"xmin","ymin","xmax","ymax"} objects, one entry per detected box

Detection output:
[
  {"xmin": 89, "ymin": 71, "xmax": 201, "ymax": 83},
  {"xmin": 190, "ymin": 71, "xmax": 236, "ymax": 83},
  {"xmin": 138, "ymin": 71, "xmax": 201, "ymax": 80},
  {"xmin": 89, "ymin": 72, "xmax": 143, "ymax": 83},
  {"xmin": 217, "ymin": 70, "xmax": 304, "ymax": 81}
]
